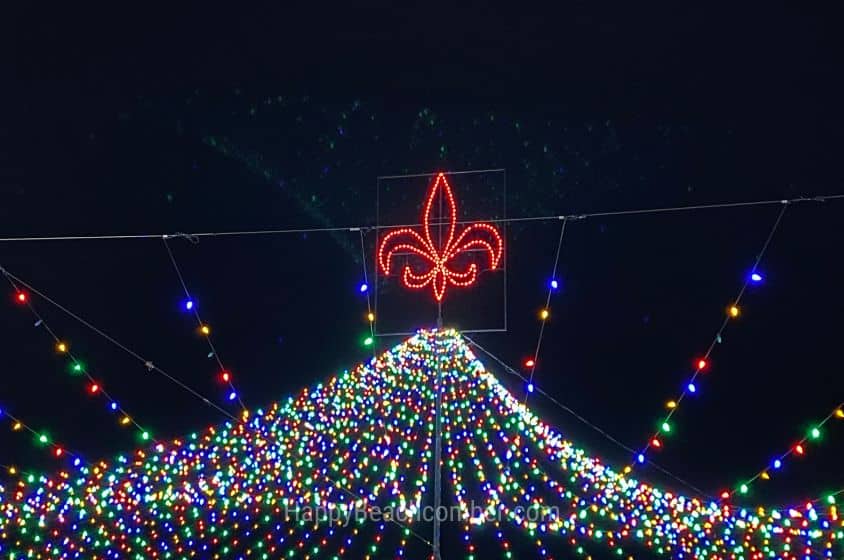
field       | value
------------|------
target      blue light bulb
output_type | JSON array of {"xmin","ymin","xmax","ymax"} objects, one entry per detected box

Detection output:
[
  {"xmin": 750, "ymin": 272, "xmax": 763, "ymax": 283},
  {"xmin": 228, "ymin": 391, "xmax": 237, "ymax": 401},
  {"xmin": 637, "ymin": 453, "xmax": 645, "ymax": 464},
  {"xmin": 184, "ymin": 299, "xmax": 194, "ymax": 311},
  {"xmin": 687, "ymin": 383, "xmax": 697, "ymax": 393},
  {"xmin": 359, "ymin": 283, "xmax": 369, "ymax": 293},
  {"xmin": 110, "ymin": 402, "xmax": 118, "ymax": 411},
  {"xmin": 773, "ymin": 459, "xmax": 782, "ymax": 469},
  {"xmin": 526, "ymin": 383, "xmax": 535, "ymax": 393},
  {"xmin": 550, "ymin": 279, "xmax": 559, "ymax": 290}
]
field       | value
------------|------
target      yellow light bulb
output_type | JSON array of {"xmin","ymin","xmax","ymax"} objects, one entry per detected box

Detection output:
[
  {"xmin": 539, "ymin": 309, "xmax": 550, "ymax": 321},
  {"xmin": 367, "ymin": 312, "xmax": 375, "ymax": 322},
  {"xmin": 835, "ymin": 409, "xmax": 844, "ymax": 419},
  {"xmin": 666, "ymin": 400, "xmax": 677, "ymax": 409},
  {"xmin": 761, "ymin": 471, "xmax": 770, "ymax": 480},
  {"xmin": 120, "ymin": 416, "xmax": 131, "ymax": 426},
  {"xmin": 12, "ymin": 422, "xmax": 22, "ymax": 431},
  {"xmin": 200, "ymin": 325, "xmax": 211, "ymax": 336},
  {"xmin": 623, "ymin": 465, "xmax": 632, "ymax": 474},
  {"xmin": 56, "ymin": 342, "xmax": 68, "ymax": 353},
  {"xmin": 728, "ymin": 305, "xmax": 740, "ymax": 318},
  {"xmin": 8, "ymin": 466, "xmax": 16, "ymax": 475}
]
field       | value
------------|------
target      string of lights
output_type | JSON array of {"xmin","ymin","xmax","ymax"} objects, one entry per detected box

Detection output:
[
  {"xmin": 1, "ymin": 266, "xmax": 153, "ymax": 444},
  {"xmin": 725, "ymin": 401, "xmax": 844, "ymax": 500},
  {"xmin": 162, "ymin": 235, "xmax": 247, "ymax": 410},
  {"xmin": 633, "ymin": 202, "xmax": 790, "ymax": 468},
  {"xmin": 0, "ymin": 267, "xmax": 240, "ymax": 423},
  {"xmin": 522, "ymin": 217, "xmax": 567, "ymax": 400},
  {"xmin": 0, "ymin": 406, "xmax": 86, "ymax": 471},
  {"xmin": 0, "ymin": 193, "xmax": 839, "ymax": 244},
  {"xmin": 356, "ymin": 229, "xmax": 376, "ymax": 350}
]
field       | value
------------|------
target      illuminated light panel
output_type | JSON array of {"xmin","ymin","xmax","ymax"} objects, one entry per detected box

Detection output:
[
  {"xmin": 0, "ymin": 329, "xmax": 839, "ymax": 559},
  {"xmin": 377, "ymin": 173, "xmax": 503, "ymax": 302}
]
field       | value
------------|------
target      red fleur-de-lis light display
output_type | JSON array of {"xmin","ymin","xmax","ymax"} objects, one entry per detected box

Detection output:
[{"xmin": 378, "ymin": 172, "xmax": 504, "ymax": 302}]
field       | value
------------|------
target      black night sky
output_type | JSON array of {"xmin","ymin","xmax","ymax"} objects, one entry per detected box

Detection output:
[{"xmin": 3, "ymin": 5, "xmax": 844, "ymax": 558}]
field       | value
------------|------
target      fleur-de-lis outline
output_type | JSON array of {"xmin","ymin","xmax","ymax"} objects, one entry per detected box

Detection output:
[{"xmin": 378, "ymin": 172, "xmax": 504, "ymax": 302}]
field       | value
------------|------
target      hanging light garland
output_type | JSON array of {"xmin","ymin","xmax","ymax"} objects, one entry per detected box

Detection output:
[{"xmin": 0, "ymin": 330, "xmax": 840, "ymax": 559}]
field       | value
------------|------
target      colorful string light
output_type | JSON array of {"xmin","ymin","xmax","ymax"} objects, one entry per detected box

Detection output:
[
  {"xmin": 377, "ymin": 172, "xmax": 503, "ymax": 302},
  {"xmin": 725, "ymin": 398, "xmax": 844, "ymax": 500},
  {"xmin": 1, "ymin": 269, "xmax": 152, "ymax": 441},
  {"xmin": 0, "ymin": 407, "xmax": 84, "ymax": 469},
  {"xmin": 162, "ymin": 236, "xmax": 246, "ymax": 410},
  {"xmin": 0, "ymin": 330, "xmax": 840, "ymax": 559},
  {"xmin": 524, "ymin": 218, "xmax": 568, "ymax": 401},
  {"xmin": 357, "ymin": 229, "xmax": 376, "ymax": 352},
  {"xmin": 634, "ymin": 203, "xmax": 790, "ymax": 466}
]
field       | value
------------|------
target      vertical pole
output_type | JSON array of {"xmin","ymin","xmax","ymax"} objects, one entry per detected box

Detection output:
[{"xmin": 433, "ymin": 313, "xmax": 443, "ymax": 560}]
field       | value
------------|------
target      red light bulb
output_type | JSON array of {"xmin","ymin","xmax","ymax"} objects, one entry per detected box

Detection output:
[
  {"xmin": 697, "ymin": 358, "xmax": 708, "ymax": 371},
  {"xmin": 720, "ymin": 491, "xmax": 731, "ymax": 500},
  {"xmin": 89, "ymin": 384, "xmax": 100, "ymax": 394},
  {"xmin": 221, "ymin": 371, "xmax": 231, "ymax": 383},
  {"xmin": 651, "ymin": 438, "xmax": 662, "ymax": 448},
  {"xmin": 16, "ymin": 292, "xmax": 27, "ymax": 304},
  {"xmin": 524, "ymin": 359, "xmax": 536, "ymax": 368},
  {"xmin": 794, "ymin": 444, "xmax": 804, "ymax": 455},
  {"xmin": 54, "ymin": 448, "xmax": 63, "ymax": 457}
]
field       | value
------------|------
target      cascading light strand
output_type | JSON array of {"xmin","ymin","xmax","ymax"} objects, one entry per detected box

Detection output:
[
  {"xmin": 1, "ymin": 267, "xmax": 153, "ymax": 442},
  {"xmin": 725, "ymin": 399, "xmax": 844, "ymax": 500},
  {"xmin": 162, "ymin": 235, "xmax": 247, "ymax": 411},
  {"xmin": 357, "ymin": 228, "xmax": 376, "ymax": 353},
  {"xmin": 634, "ymin": 202, "xmax": 790, "ymax": 467}
]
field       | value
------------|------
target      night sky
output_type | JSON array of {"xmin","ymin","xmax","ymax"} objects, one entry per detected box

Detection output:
[{"xmin": 3, "ymin": 5, "xmax": 844, "ymax": 558}]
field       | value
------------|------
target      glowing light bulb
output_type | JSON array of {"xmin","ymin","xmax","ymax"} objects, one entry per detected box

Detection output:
[
  {"xmin": 827, "ymin": 495, "xmax": 837, "ymax": 505},
  {"xmin": 110, "ymin": 402, "xmax": 118, "ymax": 411},
  {"xmin": 228, "ymin": 391, "xmax": 237, "ymax": 401},
  {"xmin": 221, "ymin": 371, "xmax": 231, "ymax": 383},
  {"xmin": 623, "ymin": 466, "xmax": 632, "ymax": 474},
  {"xmin": 73, "ymin": 458, "xmax": 81, "ymax": 467},
  {"xmin": 56, "ymin": 342, "xmax": 68, "ymax": 353},
  {"xmin": 794, "ymin": 444, "xmax": 805, "ymax": 455},
  {"xmin": 184, "ymin": 299, "xmax": 194, "ymax": 311},
  {"xmin": 120, "ymin": 416, "xmax": 131, "ymax": 426},
  {"xmin": 54, "ymin": 448, "xmax": 63, "ymax": 457},
  {"xmin": 539, "ymin": 309, "xmax": 550, "ymax": 321},
  {"xmin": 666, "ymin": 400, "xmax": 677, "ymax": 409},
  {"xmin": 200, "ymin": 325, "xmax": 211, "ymax": 336},
  {"xmin": 761, "ymin": 471, "xmax": 770, "ymax": 480},
  {"xmin": 8, "ymin": 466, "xmax": 16, "ymax": 474},
  {"xmin": 526, "ymin": 382, "xmax": 534, "ymax": 393},
  {"xmin": 13, "ymin": 422, "xmax": 22, "ymax": 431},
  {"xmin": 696, "ymin": 358, "xmax": 708, "ymax": 370},
  {"xmin": 89, "ymin": 384, "xmax": 99, "ymax": 394},
  {"xmin": 750, "ymin": 272, "xmax": 763, "ymax": 283},
  {"xmin": 524, "ymin": 359, "xmax": 536, "ymax": 368},
  {"xmin": 550, "ymin": 279, "xmax": 559, "ymax": 290},
  {"xmin": 38, "ymin": 434, "xmax": 48, "ymax": 444},
  {"xmin": 720, "ymin": 491, "xmax": 731, "ymax": 500},
  {"xmin": 739, "ymin": 484, "xmax": 749, "ymax": 494},
  {"xmin": 728, "ymin": 305, "xmax": 740, "ymax": 318},
  {"xmin": 810, "ymin": 427, "xmax": 821, "ymax": 440},
  {"xmin": 15, "ymin": 291, "xmax": 27, "ymax": 304},
  {"xmin": 367, "ymin": 312, "xmax": 375, "ymax": 322},
  {"xmin": 773, "ymin": 459, "xmax": 782, "ymax": 469},
  {"xmin": 687, "ymin": 382, "xmax": 697, "ymax": 393},
  {"xmin": 661, "ymin": 422, "xmax": 671, "ymax": 433},
  {"xmin": 70, "ymin": 362, "xmax": 84, "ymax": 375},
  {"xmin": 140, "ymin": 431, "xmax": 150, "ymax": 441},
  {"xmin": 637, "ymin": 454, "xmax": 645, "ymax": 464},
  {"xmin": 836, "ymin": 409, "xmax": 844, "ymax": 419},
  {"xmin": 359, "ymin": 283, "xmax": 368, "ymax": 293},
  {"xmin": 651, "ymin": 438, "xmax": 661, "ymax": 448},
  {"xmin": 363, "ymin": 336, "xmax": 374, "ymax": 347}
]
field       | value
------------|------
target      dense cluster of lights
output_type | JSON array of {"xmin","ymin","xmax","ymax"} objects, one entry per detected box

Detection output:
[
  {"xmin": 378, "ymin": 173, "xmax": 503, "ymax": 302},
  {"xmin": 0, "ymin": 330, "xmax": 840, "ymax": 559},
  {"xmin": 3, "ymin": 281, "xmax": 151, "ymax": 442}
]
